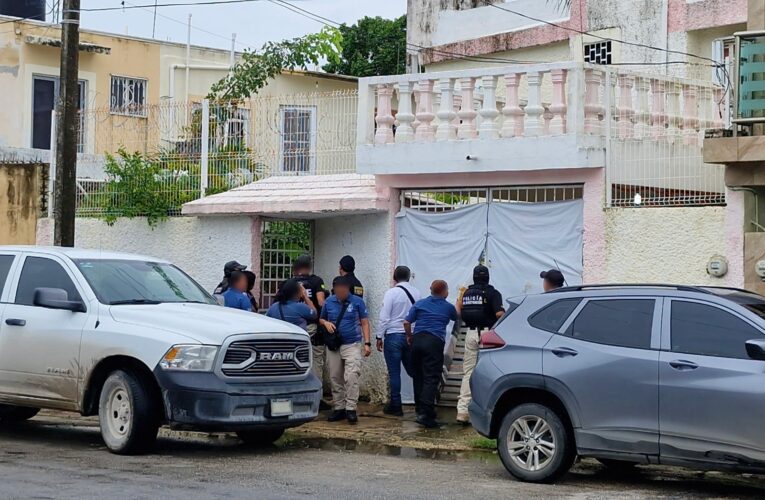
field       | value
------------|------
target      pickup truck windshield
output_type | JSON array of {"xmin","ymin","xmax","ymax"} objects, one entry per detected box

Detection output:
[{"xmin": 74, "ymin": 259, "xmax": 217, "ymax": 305}]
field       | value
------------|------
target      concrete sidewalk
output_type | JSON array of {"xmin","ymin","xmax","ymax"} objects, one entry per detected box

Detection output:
[{"xmin": 36, "ymin": 404, "xmax": 495, "ymax": 453}]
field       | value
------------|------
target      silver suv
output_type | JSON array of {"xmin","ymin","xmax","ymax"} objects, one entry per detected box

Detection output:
[{"xmin": 469, "ymin": 284, "xmax": 765, "ymax": 483}]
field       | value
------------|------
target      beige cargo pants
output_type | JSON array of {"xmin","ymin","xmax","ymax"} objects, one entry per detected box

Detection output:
[
  {"xmin": 457, "ymin": 329, "xmax": 481, "ymax": 414},
  {"xmin": 307, "ymin": 324, "xmax": 325, "ymax": 383},
  {"xmin": 326, "ymin": 342, "xmax": 362, "ymax": 411}
]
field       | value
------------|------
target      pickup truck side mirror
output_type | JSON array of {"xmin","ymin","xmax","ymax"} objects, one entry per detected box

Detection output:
[
  {"xmin": 33, "ymin": 287, "xmax": 86, "ymax": 313},
  {"xmin": 745, "ymin": 339, "xmax": 765, "ymax": 361}
]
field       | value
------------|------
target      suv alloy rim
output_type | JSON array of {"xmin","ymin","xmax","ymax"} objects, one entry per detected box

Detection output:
[
  {"xmin": 507, "ymin": 415, "xmax": 556, "ymax": 472},
  {"xmin": 105, "ymin": 386, "xmax": 132, "ymax": 438}
]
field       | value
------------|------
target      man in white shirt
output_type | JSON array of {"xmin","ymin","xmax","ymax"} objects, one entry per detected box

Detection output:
[{"xmin": 376, "ymin": 266, "xmax": 422, "ymax": 416}]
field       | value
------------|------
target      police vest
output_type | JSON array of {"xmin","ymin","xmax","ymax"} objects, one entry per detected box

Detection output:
[{"xmin": 461, "ymin": 285, "xmax": 494, "ymax": 329}]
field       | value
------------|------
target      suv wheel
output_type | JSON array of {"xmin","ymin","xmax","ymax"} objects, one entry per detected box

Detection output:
[
  {"xmin": 236, "ymin": 428, "xmax": 285, "ymax": 447},
  {"xmin": 498, "ymin": 403, "xmax": 574, "ymax": 483},
  {"xmin": 98, "ymin": 370, "xmax": 160, "ymax": 455},
  {"xmin": 0, "ymin": 405, "xmax": 40, "ymax": 423}
]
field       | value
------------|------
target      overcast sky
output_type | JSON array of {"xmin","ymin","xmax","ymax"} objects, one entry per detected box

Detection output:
[{"xmin": 76, "ymin": 0, "xmax": 407, "ymax": 51}]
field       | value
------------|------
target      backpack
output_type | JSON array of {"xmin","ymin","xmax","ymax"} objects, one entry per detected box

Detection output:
[{"xmin": 461, "ymin": 285, "xmax": 493, "ymax": 329}]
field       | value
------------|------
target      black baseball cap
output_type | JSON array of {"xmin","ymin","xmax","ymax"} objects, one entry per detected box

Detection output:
[
  {"xmin": 224, "ymin": 260, "xmax": 247, "ymax": 275},
  {"xmin": 540, "ymin": 269, "xmax": 565, "ymax": 287},
  {"xmin": 339, "ymin": 255, "xmax": 356, "ymax": 273}
]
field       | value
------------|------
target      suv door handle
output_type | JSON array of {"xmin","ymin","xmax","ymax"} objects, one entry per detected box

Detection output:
[
  {"xmin": 669, "ymin": 360, "xmax": 698, "ymax": 371},
  {"xmin": 551, "ymin": 347, "xmax": 578, "ymax": 358},
  {"xmin": 4, "ymin": 319, "xmax": 26, "ymax": 327}
]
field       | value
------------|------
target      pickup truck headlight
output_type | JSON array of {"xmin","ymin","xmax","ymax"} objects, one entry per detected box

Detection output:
[{"xmin": 159, "ymin": 345, "xmax": 219, "ymax": 372}]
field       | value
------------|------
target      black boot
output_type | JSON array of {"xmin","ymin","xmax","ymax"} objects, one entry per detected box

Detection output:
[
  {"xmin": 327, "ymin": 409, "xmax": 347, "ymax": 422},
  {"xmin": 415, "ymin": 415, "xmax": 440, "ymax": 429},
  {"xmin": 383, "ymin": 404, "xmax": 404, "ymax": 417},
  {"xmin": 346, "ymin": 410, "xmax": 358, "ymax": 424}
]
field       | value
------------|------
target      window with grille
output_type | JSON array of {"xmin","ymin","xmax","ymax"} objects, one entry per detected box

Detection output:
[
  {"xmin": 110, "ymin": 76, "xmax": 148, "ymax": 117},
  {"xmin": 280, "ymin": 105, "xmax": 316, "ymax": 173},
  {"xmin": 584, "ymin": 41, "xmax": 612, "ymax": 65}
]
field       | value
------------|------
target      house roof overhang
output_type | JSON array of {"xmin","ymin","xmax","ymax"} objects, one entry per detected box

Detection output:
[{"xmin": 181, "ymin": 174, "xmax": 391, "ymax": 218}]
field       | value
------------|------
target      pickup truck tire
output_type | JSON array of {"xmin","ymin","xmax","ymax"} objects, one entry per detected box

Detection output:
[
  {"xmin": 0, "ymin": 405, "xmax": 40, "ymax": 423},
  {"xmin": 236, "ymin": 428, "xmax": 285, "ymax": 447},
  {"xmin": 98, "ymin": 370, "xmax": 160, "ymax": 455}
]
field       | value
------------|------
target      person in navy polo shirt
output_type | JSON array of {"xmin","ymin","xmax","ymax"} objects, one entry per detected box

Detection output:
[
  {"xmin": 404, "ymin": 280, "xmax": 458, "ymax": 429},
  {"xmin": 222, "ymin": 271, "xmax": 252, "ymax": 312},
  {"xmin": 320, "ymin": 276, "xmax": 372, "ymax": 424}
]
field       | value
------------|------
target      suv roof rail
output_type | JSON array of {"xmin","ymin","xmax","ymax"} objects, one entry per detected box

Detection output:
[
  {"xmin": 700, "ymin": 286, "xmax": 760, "ymax": 295},
  {"xmin": 550, "ymin": 283, "xmax": 713, "ymax": 294}
]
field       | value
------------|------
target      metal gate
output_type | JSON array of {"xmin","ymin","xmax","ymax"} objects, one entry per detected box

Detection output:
[
  {"xmin": 259, "ymin": 220, "xmax": 313, "ymax": 309},
  {"xmin": 402, "ymin": 184, "xmax": 583, "ymax": 213}
]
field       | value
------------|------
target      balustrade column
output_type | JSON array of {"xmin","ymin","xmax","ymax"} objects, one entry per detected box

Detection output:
[
  {"xmin": 634, "ymin": 77, "xmax": 651, "ymax": 138},
  {"xmin": 435, "ymin": 78, "xmax": 457, "ymax": 141},
  {"xmin": 650, "ymin": 78, "xmax": 667, "ymax": 138},
  {"xmin": 617, "ymin": 74, "xmax": 635, "ymax": 138},
  {"xmin": 374, "ymin": 84, "xmax": 394, "ymax": 144},
  {"xmin": 666, "ymin": 82, "xmax": 682, "ymax": 138},
  {"xmin": 457, "ymin": 77, "xmax": 478, "ymax": 140},
  {"xmin": 479, "ymin": 75, "xmax": 500, "ymax": 139},
  {"xmin": 395, "ymin": 81, "xmax": 415, "ymax": 143},
  {"xmin": 549, "ymin": 69, "xmax": 568, "ymax": 135},
  {"xmin": 501, "ymin": 73, "xmax": 524, "ymax": 137},
  {"xmin": 525, "ymin": 72, "xmax": 545, "ymax": 136},
  {"xmin": 682, "ymin": 84, "xmax": 699, "ymax": 145},
  {"xmin": 414, "ymin": 80, "xmax": 436, "ymax": 142},
  {"xmin": 584, "ymin": 69, "xmax": 604, "ymax": 135}
]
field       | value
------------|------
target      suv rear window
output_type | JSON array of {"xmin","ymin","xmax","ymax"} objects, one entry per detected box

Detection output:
[
  {"xmin": 528, "ymin": 298, "xmax": 581, "ymax": 333},
  {"xmin": 565, "ymin": 299, "xmax": 654, "ymax": 349},
  {"xmin": 492, "ymin": 299, "xmax": 523, "ymax": 329}
]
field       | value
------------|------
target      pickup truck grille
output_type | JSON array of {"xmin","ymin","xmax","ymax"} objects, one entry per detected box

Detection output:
[{"xmin": 221, "ymin": 338, "xmax": 310, "ymax": 377}]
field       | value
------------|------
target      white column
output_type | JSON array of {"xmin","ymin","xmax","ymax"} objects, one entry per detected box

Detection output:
[
  {"xmin": 457, "ymin": 77, "xmax": 478, "ymax": 140},
  {"xmin": 634, "ymin": 77, "xmax": 651, "ymax": 138},
  {"xmin": 374, "ymin": 84, "xmax": 395, "ymax": 145},
  {"xmin": 682, "ymin": 84, "xmax": 699, "ymax": 145},
  {"xmin": 501, "ymin": 73, "xmax": 524, "ymax": 137},
  {"xmin": 666, "ymin": 81, "xmax": 682, "ymax": 137},
  {"xmin": 650, "ymin": 78, "xmax": 667, "ymax": 138},
  {"xmin": 478, "ymin": 75, "xmax": 500, "ymax": 139},
  {"xmin": 395, "ymin": 81, "xmax": 415, "ymax": 143},
  {"xmin": 525, "ymin": 71, "xmax": 545, "ymax": 137},
  {"xmin": 435, "ymin": 78, "xmax": 457, "ymax": 141},
  {"xmin": 617, "ymin": 74, "xmax": 635, "ymax": 138},
  {"xmin": 201, "ymin": 99, "xmax": 210, "ymax": 197},
  {"xmin": 414, "ymin": 79, "xmax": 436, "ymax": 142}
]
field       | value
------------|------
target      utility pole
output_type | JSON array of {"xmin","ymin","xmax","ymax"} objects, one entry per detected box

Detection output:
[{"xmin": 54, "ymin": 0, "xmax": 81, "ymax": 247}]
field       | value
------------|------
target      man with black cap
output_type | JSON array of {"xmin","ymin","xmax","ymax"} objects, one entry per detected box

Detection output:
[
  {"xmin": 455, "ymin": 264, "xmax": 504, "ymax": 424},
  {"xmin": 338, "ymin": 255, "xmax": 364, "ymax": 298},
  {"xmin": 292, "ymin": 254, "xmax": 330, "ymax": 410},
  {"xmin": 213, "ymin": 260, "xmax": 247, "ymax": 305},
  {"xmin": 540, "ymin": 269, "xmax": 566, "ymax": 292}
]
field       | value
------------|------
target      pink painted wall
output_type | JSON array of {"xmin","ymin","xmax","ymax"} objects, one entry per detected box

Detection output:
[
  {"xmin": 377, "ymin": 167, "xmax": 607, "ymax": 283},
  {"xmin": 668, "ymin": 0, "xmax": 747, "ymax": 33}
]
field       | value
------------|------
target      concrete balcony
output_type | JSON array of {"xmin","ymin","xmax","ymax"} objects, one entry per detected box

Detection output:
[{"xmin": 356, "ymin": 62, "xmax": 724, "ymax": 178}]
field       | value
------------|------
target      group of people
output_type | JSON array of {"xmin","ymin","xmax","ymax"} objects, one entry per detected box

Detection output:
[{"xmin": 213, "ymin": 254, "xmax": 566, "ymax": 429}]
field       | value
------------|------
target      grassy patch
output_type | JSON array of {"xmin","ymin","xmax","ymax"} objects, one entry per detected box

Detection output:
[{"xmin": 468, "ymin": 437, "xmax": 497, "ymax": 450}]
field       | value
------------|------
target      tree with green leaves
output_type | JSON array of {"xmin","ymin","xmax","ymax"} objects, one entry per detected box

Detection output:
[
  {"xmin": 323, "ymin": 16, "xmax": 407, "ymax": 78},
  {"xmin": 209, "ymin": 26, "xmax": 342, "ymax": 100}
]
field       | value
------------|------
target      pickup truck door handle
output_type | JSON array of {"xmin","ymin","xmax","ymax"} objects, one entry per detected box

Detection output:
[
  {"xmin": 4, "ymin": 319, "xmax": 26, "ymax": 327},
  {"xmin": 551, "ymin": 347, "xmax": 578, "ymax": 358},
  {"xmin": 669, "ymin": 360, "xmax": 698, "ymax": 371}
]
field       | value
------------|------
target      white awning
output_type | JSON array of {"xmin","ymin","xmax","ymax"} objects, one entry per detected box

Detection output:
[
  {"xmin": 25, "ymin": 36, "xmax": 112, "ymax": 54},
  {"xmin": 182, "ymin": 174, "xmax": 391, "ymax": 218}
]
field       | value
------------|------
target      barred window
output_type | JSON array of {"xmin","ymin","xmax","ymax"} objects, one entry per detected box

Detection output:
[
  {"xmin": 279, "ymin": 105, "xmax": 316, "ymax": 173},
  {"xmin": 110, "ymin": 76, "xmax": 147, "ymax": 117},
  {"xmin": 584, "ymin": 41, "xmax": 612, "ymax": 65}
]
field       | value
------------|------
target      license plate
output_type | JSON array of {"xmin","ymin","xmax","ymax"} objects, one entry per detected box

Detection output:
[{"xmin": 270, "ymin": 399, "xmax": 293, "ymax": 417}]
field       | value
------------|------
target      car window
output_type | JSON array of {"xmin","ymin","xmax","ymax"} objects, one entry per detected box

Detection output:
[
  {"xmin": 493, "ymin": 299, "xmax": 523, "ymax": 328},
  {"xmin": 15, "ymin": 257, "xmax": 82, "ymax": 306},
  {"xmin": 671, "ymin": 301, "xmax": 763, "ymax": 359},
  {"xmin": 0, "ymin": 255, "xmax": 14, "ymax": 298},
  {"xmin": 566, "ymin": 299, "xmax": 654, "ymax": 349},
  {"xmin": 529, "ymin": 298, "xmax": 581, "ymax": 333}
]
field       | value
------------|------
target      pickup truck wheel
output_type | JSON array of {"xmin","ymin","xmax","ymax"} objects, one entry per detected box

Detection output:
[
  {"xmin": 497, "ymin": 403, "xmax": 575, "ymax": 484},
  {"xmin": 99, "ymin": 370, "xmax": 159, "ymax": 455},
  {"xmin": 236, "ymin": 428, "xmax": 285, "ymax": 447},
  {"xmin": 0, "ymin": 405, "xmax": 40, "ymax": 423}
]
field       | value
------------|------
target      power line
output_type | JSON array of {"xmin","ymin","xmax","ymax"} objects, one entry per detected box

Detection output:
[{"xmin": 80, "ymin": 0, "xmax": 263, "ymax": 11}]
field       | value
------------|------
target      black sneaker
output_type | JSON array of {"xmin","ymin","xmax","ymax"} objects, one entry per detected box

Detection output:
[
  {"xmin": 346, "ymin": 410, "xmax": 358, "ymax": 424},
  {"xmin": 415, "ymin": 415, "xmax": 440, "ymax": 429},
  {"xmin": 327, "ymin": 410, "xmax": 347, "ymax": 422},
  {"xmin": 383, "ymin": 405, "xmax": 404, "ymax": 417},
  {"xmin": 319, "ymin": 400, "xmax": 332, "ymax": 411}
]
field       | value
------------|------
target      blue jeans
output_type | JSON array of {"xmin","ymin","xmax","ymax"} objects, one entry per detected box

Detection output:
[{"xmin": 383, "ymin": 333, "xmax": 412, "ymax": 407}]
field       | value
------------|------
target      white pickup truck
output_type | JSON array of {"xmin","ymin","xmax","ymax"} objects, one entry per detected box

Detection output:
[{"xmin": 0, "ymin": 246, "xmax": 321, "ymax": 454}]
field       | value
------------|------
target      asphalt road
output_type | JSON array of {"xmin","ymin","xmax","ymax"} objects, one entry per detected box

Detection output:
[{"xmin": 0, "ymin": 419, "xmax": 763, "ymax": 499}]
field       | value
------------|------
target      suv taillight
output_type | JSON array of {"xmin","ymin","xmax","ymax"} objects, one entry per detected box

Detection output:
[{"xmin": 479, "ymin": 330, "xmax": 505, "ymax": 350}]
